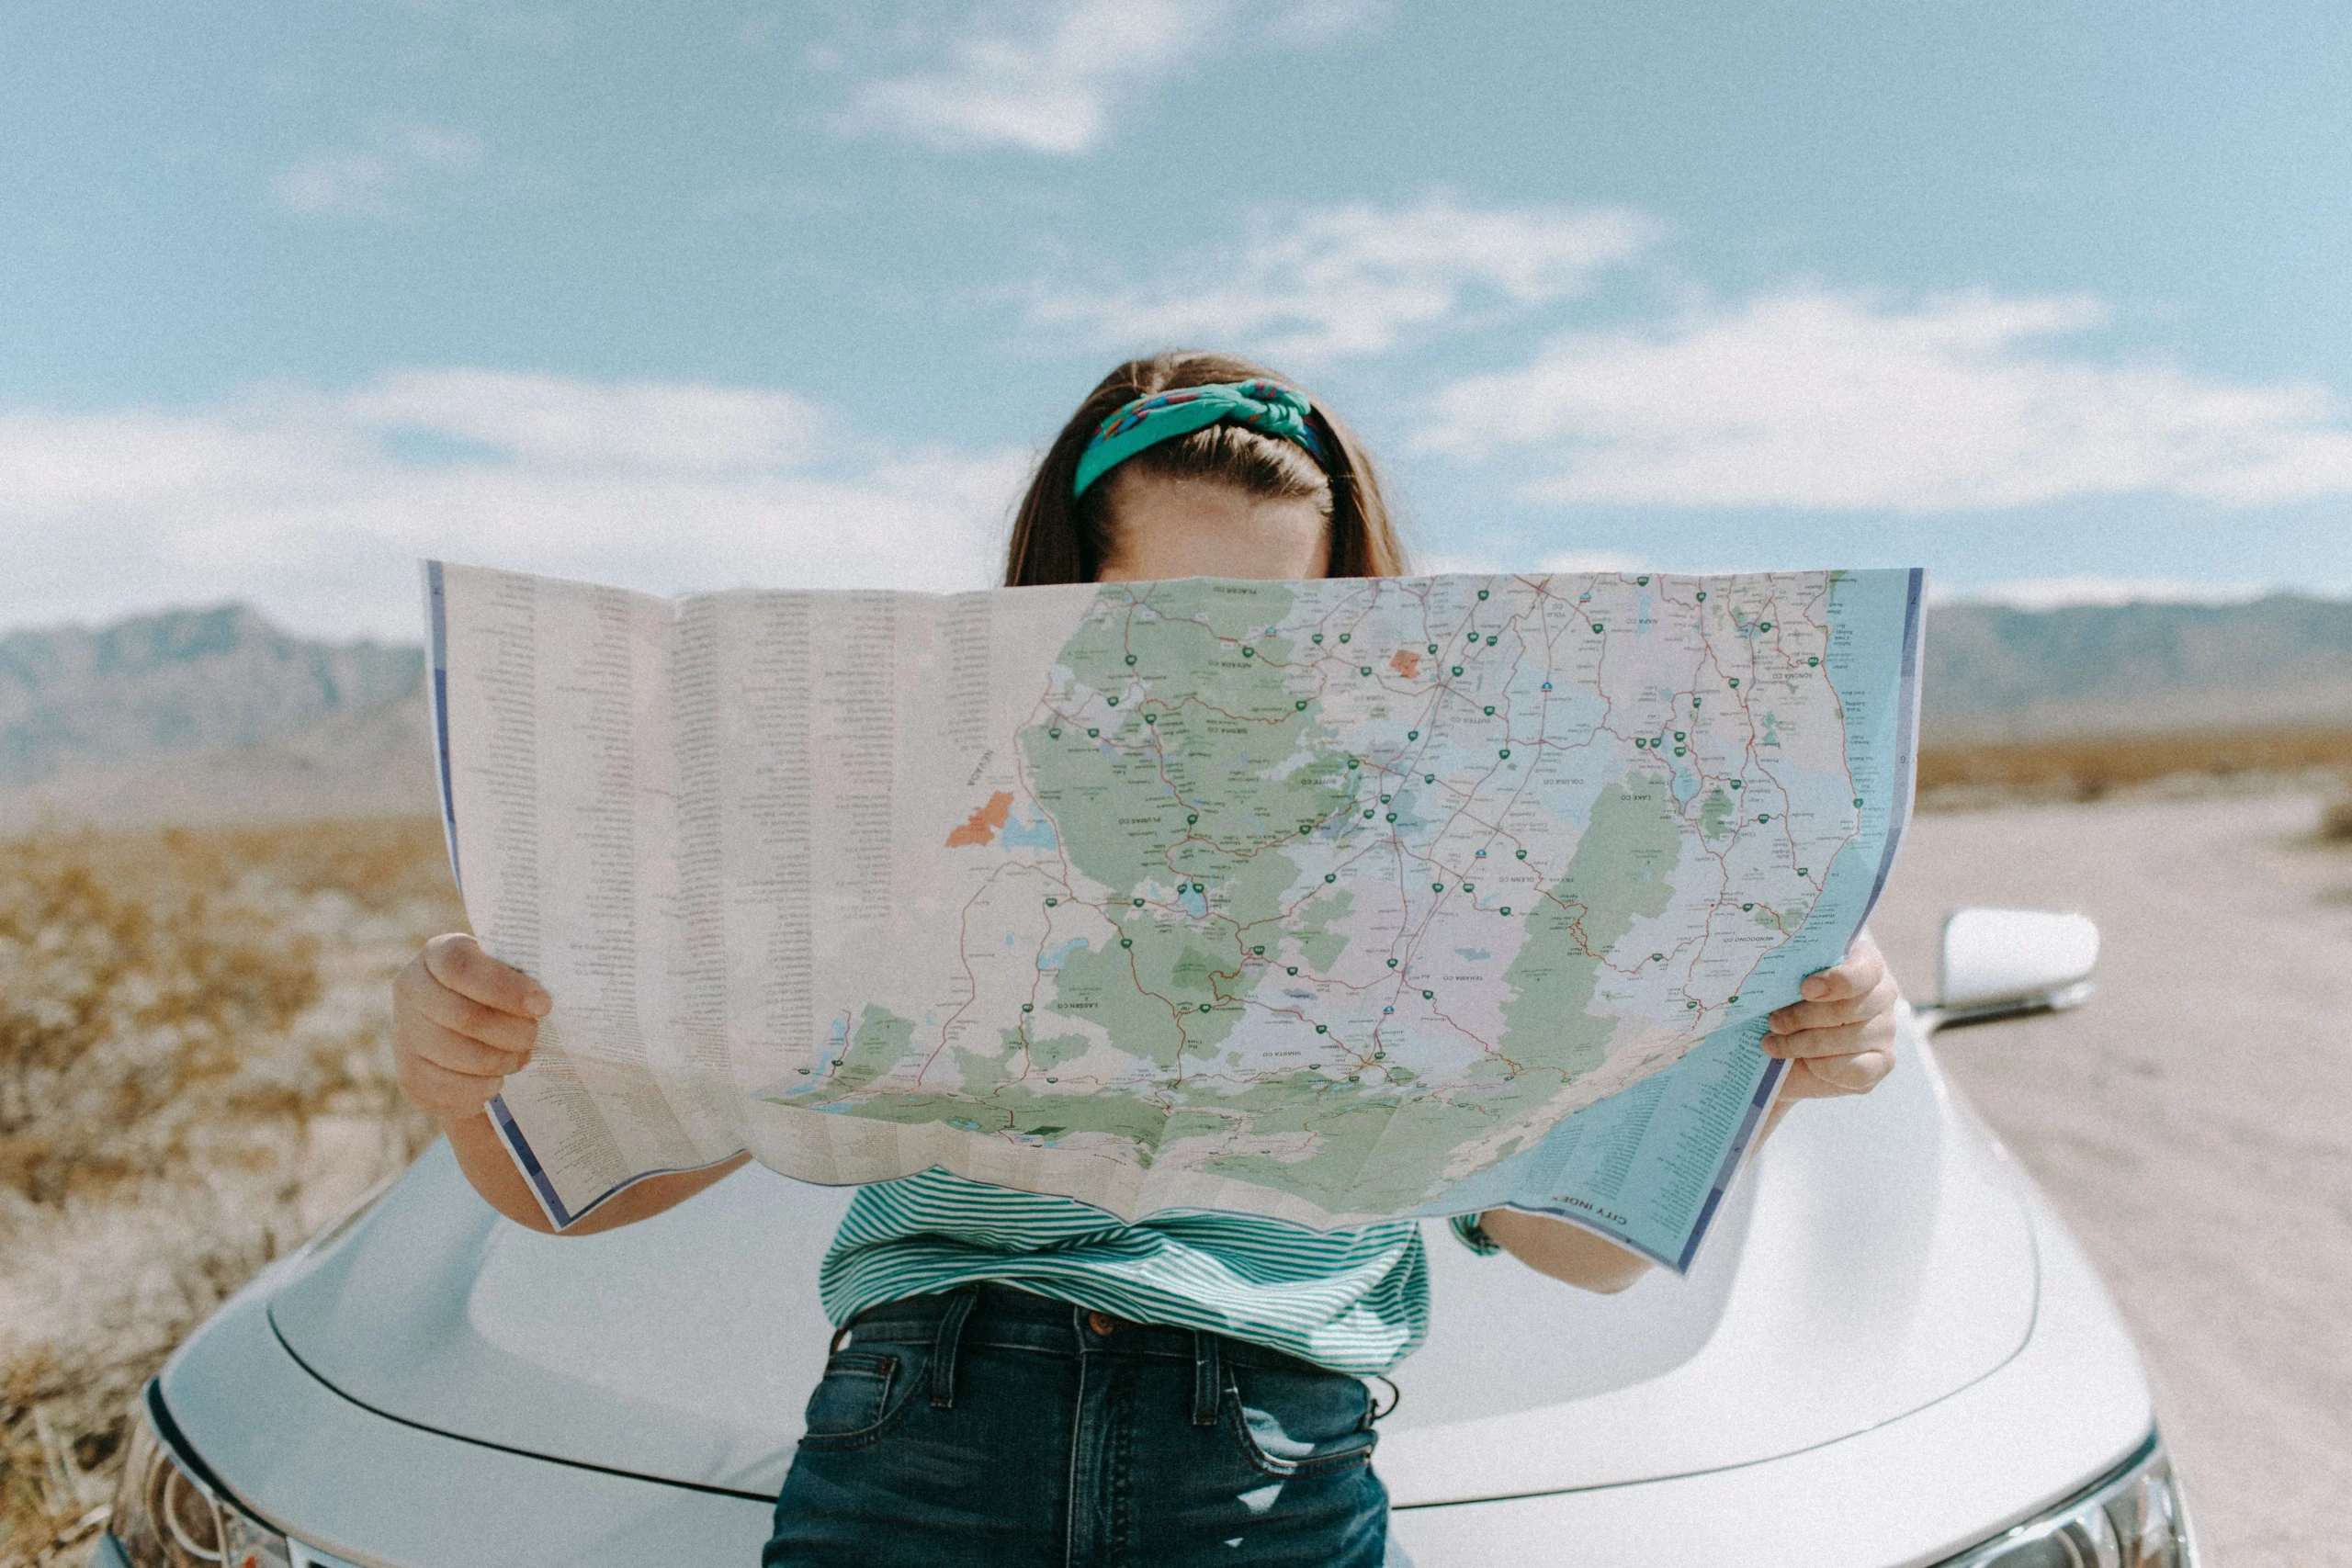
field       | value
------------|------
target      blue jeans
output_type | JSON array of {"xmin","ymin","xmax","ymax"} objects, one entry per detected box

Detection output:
[{"xmin": 763, "ymin": 1283, "xmax": 1391, "ymax": 1568}]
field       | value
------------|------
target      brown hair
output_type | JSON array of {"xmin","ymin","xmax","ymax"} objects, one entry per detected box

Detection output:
[{"xmin": 1002, "ymin": 351, "xmax": 1410, "ymax": 586}]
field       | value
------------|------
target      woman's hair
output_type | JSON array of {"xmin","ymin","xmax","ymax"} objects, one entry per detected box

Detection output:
[{"xmin": 1002, "ymin": 351, "xmax": 1409, "ymax": 586}]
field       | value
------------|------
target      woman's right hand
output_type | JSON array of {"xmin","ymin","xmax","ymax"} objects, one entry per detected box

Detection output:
[
  {"xmin": 396, "ymin": 933, "xmax": 745, "ymax": 1234},
  {"xmin": 391, "ymin": 933, "xmax": 551, "ymax": 1124}
]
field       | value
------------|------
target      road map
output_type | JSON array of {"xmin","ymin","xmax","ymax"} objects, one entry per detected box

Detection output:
[{"xmin": 426, "ymin": 561, "xmax": 1922, "ymax": 1269}]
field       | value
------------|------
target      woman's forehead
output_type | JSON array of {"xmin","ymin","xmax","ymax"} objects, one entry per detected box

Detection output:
[{"xmin": 1103, "ymin": 467, "xmax": 1332, "ymax": 516}]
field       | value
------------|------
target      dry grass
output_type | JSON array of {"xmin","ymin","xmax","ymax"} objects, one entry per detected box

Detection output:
[
  {"xmin": 0, "ymin": 818, "xmax": 460, "ymax": 1566},
  {"xmin": 1918, "ymin": 727, "xmax": 2352, "ymax": 807}
]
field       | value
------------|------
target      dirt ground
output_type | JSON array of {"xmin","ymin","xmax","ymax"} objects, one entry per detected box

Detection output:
[{"xmin": 1870, "ymin": 788, "xmax": 2352, "ymax": 1568}]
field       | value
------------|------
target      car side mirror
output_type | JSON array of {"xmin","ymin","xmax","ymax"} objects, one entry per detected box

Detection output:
[{"xmin": 1922, "ymin": 908, "xmax": 2099, "ymax": 1034}]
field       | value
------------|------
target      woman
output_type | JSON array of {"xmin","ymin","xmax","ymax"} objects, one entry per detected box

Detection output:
[{"xmin": 390, "ymin": 352, "xmax": 1903, "ymax": 1567}]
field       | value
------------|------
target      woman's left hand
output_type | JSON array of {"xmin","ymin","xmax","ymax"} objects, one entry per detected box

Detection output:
[
  {"xmin": 1764, "ymin": 931, "xmax": 1901, "ymax": 1099},
  {"xmin": 1484, "ymin": 929, "xmax": 1903, "ymax": 1289}
]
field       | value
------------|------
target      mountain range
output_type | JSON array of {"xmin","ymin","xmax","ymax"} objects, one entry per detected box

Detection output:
[
  {"xmin": 1919, "ymin": 592, "xmax": 2352, "ymax": 745},
  {"xmin": 2, "ymin": 592, "xmax": 2347, "ymax": 829},
  {"xmin": 0, "ymin": 605, "xmax": 431, "ymax": 830}
]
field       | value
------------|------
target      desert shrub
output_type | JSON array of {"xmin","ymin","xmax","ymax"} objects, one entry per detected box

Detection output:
[
  {"xmin": 1917, "ymin": 727, "xmax": 2352, "ymax": 805},
  {"xmin": 0, "ymin": 818, "xmax": 461, "ymax": 1564},
  {"xmin": 0, "ymin": 840, "xmax": 321, "ymax": 1201}
]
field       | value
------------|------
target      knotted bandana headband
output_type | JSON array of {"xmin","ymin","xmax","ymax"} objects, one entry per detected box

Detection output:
[{"xmin": 1071, "ymin": 378, "xmax": 1329, "ymax": 498}]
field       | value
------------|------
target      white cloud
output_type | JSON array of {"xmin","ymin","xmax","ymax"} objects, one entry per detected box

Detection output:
[
  {"xmin": 1937, "ymin": 576, "xmax": 2291, "ymax": 610},
  {"xmin": 336, "ymin": 369, "xmax": 841, "ymax": 470},
  {"xmin": 1420, "ymin": 288, "xmax": 2352, "ymax": 511},
  {"xmin": 1031, "ymin": 197, "xmax": 1661, "ymax": 362},
  {"xmin": 1413, "ymin": 548, "xmax": 1647, "ymax": 578},
  {"xmin": 1532, "ymin": 549, "xmax": 1647, "ymax": 576},
  {"xmin": 0, "ymin": 371, "xmax": 1029, "ymax": 638},
  {"xmin": 839, "ymin": 0, "xmax": 1376, "ymax": 155},
  {"xmin": 274, "ymin": 152, "xmax": 404, "ymax": 219},
  {"xmin": 272, "ymin": 122, "xmax": 483, "ymax": 220}
]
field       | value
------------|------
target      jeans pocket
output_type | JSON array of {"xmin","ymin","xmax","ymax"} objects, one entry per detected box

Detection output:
[
  {"xmin": 1224, "ymin": 1361, "xmax": 1379, "ymax": 1479},
  {"xmin": 798, "ymin": 1351, "xmax": 908, "ymax": 1448}
]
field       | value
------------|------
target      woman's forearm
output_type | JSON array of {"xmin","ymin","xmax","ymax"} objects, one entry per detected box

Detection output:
[
  {"xmin": 442, "ymin": 1110, "xmax": 559, "ymax": 1229},
  {"xmin": 1477, "ymin": 1208, "xmax": 1656, "ymax": 1292},
  {"xmin": 1481, "ymin": 1094, "xmax": 1804, "ymax": 1292},
  {"xmin": 440, "ymin": 1111, "xmax": 752, "ymax": 1235}
]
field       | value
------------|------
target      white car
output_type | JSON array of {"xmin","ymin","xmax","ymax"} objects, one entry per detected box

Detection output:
[{"xmin": 100, "ymin": 909, "xmax": 2198, "ymax": 1568}]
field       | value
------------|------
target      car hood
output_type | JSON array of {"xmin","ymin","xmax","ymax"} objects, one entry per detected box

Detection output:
[{"xmin": 262, "ymin": 1012, "xmax": 2035, "ymax": 1506}]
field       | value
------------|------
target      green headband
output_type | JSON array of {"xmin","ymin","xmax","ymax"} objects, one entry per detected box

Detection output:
[{"xmin": 1072, "ymin": 378, "xmax": 1329, "ymax": 498}]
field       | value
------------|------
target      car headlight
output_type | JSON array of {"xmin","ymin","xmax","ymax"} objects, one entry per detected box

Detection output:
[
  {"xmin": 107, "ymin": 1384, "xmax": 292, "ymax": 1568},
  {"xmin": 1941, "ymin": 1434, "xmax": 2191, "ymax": 1567}
]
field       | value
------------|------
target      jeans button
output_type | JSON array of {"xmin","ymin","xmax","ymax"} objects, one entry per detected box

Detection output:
[{"xmin": 1085, "ymin": 1310, "xmax": 1120, "ymax": 1336}]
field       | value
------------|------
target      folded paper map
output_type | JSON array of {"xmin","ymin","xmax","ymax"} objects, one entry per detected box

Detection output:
[{"xmin": 425, "ymin": 562, "xmax": 1921, "ymax": 1268}]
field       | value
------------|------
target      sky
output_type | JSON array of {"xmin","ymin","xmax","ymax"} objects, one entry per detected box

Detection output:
[{"xmin": 5, "ymin": 0, "xmax": 2351, "ymax": 639}]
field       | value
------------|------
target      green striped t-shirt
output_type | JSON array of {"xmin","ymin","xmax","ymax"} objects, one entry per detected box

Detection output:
[{"xmin": 819, "ymin": 1169, "xmax": 1491, "ymax": 1376}]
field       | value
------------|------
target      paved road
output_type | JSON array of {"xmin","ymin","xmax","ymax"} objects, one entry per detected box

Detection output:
[{"xmin": 1871, "ymin": 789, "xmax": 2352, "ymax": 1568}]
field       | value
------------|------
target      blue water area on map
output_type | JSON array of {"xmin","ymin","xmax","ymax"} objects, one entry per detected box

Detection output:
[
  {"xmin": 1418, "ymin": 569, "xmax": 1921, "ymax": 1273},
  {"xmin": 1455, "ymin": 946, "xmax": 1491, "ymax": 961},
  {"xmin": 1039, "ymin": 938, "xmax": 1089, "ymax": 972},
  {"xmin": 1178, "ymin": 886, "xmax": 1209, "ymax": 918},
  {"xmin": 1000, "ymin": 813, "xmax": 1058, "ymax": 849}
]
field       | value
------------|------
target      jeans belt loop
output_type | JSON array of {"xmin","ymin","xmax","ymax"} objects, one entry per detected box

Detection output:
[
  {"xmin": 930, "ymin": 1285, "xmax": 981, "ymax": 1410},
  {"xmin": 1191, "ymin": 1328, "xmax": 1221, "ymax": 1427}
]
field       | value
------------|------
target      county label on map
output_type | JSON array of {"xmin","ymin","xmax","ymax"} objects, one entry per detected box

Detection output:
[{"xmin": 427, "ymin": 563, "xmax": 1921, "ymax": 1247}]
